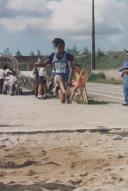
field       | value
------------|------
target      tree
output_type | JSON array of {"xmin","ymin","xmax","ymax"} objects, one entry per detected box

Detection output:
[
  {"xmin": 82, "ymin": 48, "xmax": 90, "ymax": 55},
  {"xmin": 97, "ymin": 49, "xmax": 104, "ymax": 57},
  {"xmin": 29, "ymin": 51, "xmax": 35, "ymax": 56},
  {"xmin": 67, "ymin": 45, "xmax": 79, "ymax": 56},
  {"xmin": 37, "ymin": 49, "xmax": 41, "ymax": 56},
  {"xmin": 4, "ymin": 48, "xmax": 11, "ymax": 55},
  {"xmin": 16, "ymin": 49, "xmax": 22, "ymax": 56}
]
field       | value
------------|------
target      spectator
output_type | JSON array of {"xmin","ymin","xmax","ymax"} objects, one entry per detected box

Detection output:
[
  {"xmin": 120, "ymin": 53, "xmax": 128, "ymax": 106},
  {"xmin": 8, "ymin": 71, "xmax": 17, "ymax": 95},
  {"xmin": 0, "ymin": 67, "xmax": 5, "ymax": 94},
  {"xmin": 32, "ymin": 63, "xmax": 39, "ymax": 97}
]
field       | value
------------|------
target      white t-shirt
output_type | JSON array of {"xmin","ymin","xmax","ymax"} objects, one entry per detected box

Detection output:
[
  {"xmin": 9, "ymin": 75, "xmax": 17, "ymax": 84},
  {"xmin": 39, "ymin": 67, "xmax": 46, "ymax": 77},
  {"xmin": 0, "ymin": 69, "xmax": 5, "ymax": 79},
  {"xmin": 4, "ymin": 69, "xmax": 12, "ymax": 76}
]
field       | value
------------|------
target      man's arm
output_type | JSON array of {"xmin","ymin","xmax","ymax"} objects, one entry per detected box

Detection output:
[
  {"xmin": 121, "ymin": 69, "xmax": 128, "ymax": 77},
  {"xmin": 35, "ymin": 53, "xmax": 54, "ymax": 68},
  {"xmin": 35, "ymin": 58, "xmax": 51, "ymax": 67}
]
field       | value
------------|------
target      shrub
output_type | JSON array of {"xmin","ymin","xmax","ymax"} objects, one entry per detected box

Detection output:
[{"xmin": 89, "ymin": 73, "xmax": 106, "ymax": 81}]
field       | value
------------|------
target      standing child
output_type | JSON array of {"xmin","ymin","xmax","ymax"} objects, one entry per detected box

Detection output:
[
  {"xmin": 37, "ymin": 58, "xmax": 47, "ymax": 99},
  {"xmin": 120, "ymin": 53, "xmax": 128, "ymax": 106}
]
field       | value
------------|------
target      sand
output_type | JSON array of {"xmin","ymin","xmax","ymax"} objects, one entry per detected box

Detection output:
[{"xmin": 0, "ymin": 129, "xmax": 128, "ymax": 191}]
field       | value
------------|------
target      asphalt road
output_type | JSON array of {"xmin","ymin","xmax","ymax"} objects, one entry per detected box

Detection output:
[
  {"xmin": 0, "ymin": 82, "xmax": 127, "ymax": 133},
  {"xmin": 87, "ymin": 83, "xmax": 124, "ymax": 104}
]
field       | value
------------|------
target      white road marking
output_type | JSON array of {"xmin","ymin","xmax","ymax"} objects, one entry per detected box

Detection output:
[
  {"xmin": 88, "ymin": 83, "xmax": 122, "ymax": 88},
  {"xmin": 88, "ymin": 91, "xmax": 123, "ymax": 101},
  {"xmin": 87, "ymin": 85, "xmax": 122, "ymax": 92},
  {"xmin": 87, "ymin": 88, "xmax": 123, "ymax": 95}
]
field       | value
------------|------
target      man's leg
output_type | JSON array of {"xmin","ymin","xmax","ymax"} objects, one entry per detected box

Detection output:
[
  {"xmin": 35, "ymin": 82, "xmax": 38, "ymax": 97},
  {"xmin": 9, "ymin": 83, "xmax": 14, "ymax": 95},
  {"xmin": 123, "ymin": 83, "xmax": 128, "ymax": 104},
  {"xmin": 0, "ymin": 79, "xmax": 4, "ymax": 94},
  {"xmin": 54, "ymin": 75, "xmax": 66, "ymax": 103},
  {"xmin": 38, "ymin": 84, "xmax": 43, "ymax": 98},
  {"xmin": 42, "ymin": 78, "xmax": 47, "ymax": 99}
]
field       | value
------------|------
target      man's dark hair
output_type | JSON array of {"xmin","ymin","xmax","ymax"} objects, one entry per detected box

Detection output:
[
  {"xmin": 75, "ymin": 63, "xmax": 81, "ymax": 68},
  {"xmin": 52, "ymin": 38, "xmax": 65, "ymax": 48}
]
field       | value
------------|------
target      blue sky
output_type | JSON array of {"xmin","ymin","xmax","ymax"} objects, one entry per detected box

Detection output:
[{"xmin": 0, "ymin": 0, "xmax": 128, "ymax": 55}]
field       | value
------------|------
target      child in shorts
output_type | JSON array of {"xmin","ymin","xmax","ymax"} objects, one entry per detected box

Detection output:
[{"xmin": 35, "ymin": 58, "xmax": 47, "ymax": 99}]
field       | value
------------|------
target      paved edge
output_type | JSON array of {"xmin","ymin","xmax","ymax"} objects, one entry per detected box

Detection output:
[{"xmin": 0, "ymin": 127, "xmax": 123, "ymax": 135}]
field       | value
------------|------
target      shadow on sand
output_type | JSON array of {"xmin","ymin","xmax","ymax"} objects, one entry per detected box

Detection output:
[
  {"xmin": 21, "ymin": 91, "xmax": 34, "ymax": 96},
  {"xmin": 0, "ymin": 182, "xmax": 75, "ymax": 191}
]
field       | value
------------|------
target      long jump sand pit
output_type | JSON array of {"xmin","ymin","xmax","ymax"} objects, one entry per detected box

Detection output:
[{"xmin": 0, "ymin": 129, "xmax": 128, "ymax": 191}]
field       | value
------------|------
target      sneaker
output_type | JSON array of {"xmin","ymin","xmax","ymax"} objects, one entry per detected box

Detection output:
[
  {"xmin": 42, "ymin": 94, "xmax": 47, "ymax": 99},
  {"xmin": 37, "ymin": 95, "xmax": 43, "ymax": 99}
]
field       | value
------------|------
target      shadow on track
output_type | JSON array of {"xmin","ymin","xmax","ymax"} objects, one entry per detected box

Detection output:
[{"xmin": 88, "ymin": 99, "xmax": 109, "ymax": 105}]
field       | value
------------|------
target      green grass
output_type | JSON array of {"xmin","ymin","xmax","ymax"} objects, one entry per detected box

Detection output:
[
  {"xmin": 76, "ymin": 52, "xmax": 124, "ymax": 70},
  {"xmin": 88, "ymin": 72, "xmax": 122, "ymax": 85}
]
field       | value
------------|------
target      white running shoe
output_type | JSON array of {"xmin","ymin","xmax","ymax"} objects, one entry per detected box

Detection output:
[{"xmin": 37, "ymin": 95, "xmax": 43, "ymax": 99}]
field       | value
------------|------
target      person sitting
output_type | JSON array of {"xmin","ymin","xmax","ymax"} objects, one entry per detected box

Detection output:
[{"xmin": 70, "ymin": 64, "xmax": 88, "ymax": 102}]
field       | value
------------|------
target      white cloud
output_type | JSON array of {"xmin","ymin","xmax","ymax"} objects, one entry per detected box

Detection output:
[
  {"xmin": 7, "ymin": 0, "xmax": 48, "ymax": 13},
  {"xmin": 0, "ymin": 0, "xmax": 127, "ymax": 43}
]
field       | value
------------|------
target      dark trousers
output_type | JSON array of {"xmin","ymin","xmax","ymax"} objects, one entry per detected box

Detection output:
[
  {"xmin": 0, "ymin": 79, "xmax": 4, "ymax": 94},
  {"xmin": 34, "ymin": 79, "xmax": 38, "ymax": 97}
]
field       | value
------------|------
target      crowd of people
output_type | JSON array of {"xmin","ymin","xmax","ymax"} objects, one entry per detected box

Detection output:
[
  {"xmin": 0, "ymin": 66, "xmax": 19, "ymax": 96},
  {"xmin": 32, "ymin": 38, "xmax": 88, "ymax": 104}
]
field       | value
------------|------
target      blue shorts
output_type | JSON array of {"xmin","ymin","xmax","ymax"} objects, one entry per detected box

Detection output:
[{"xmin": 38, "ymin": 76, "xmax": 46, "ymax": 85}]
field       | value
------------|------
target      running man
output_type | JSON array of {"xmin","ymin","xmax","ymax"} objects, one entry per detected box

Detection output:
[{"xmin": 39, "ymin": 38, "xmax": 74, "ymax": 103}]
